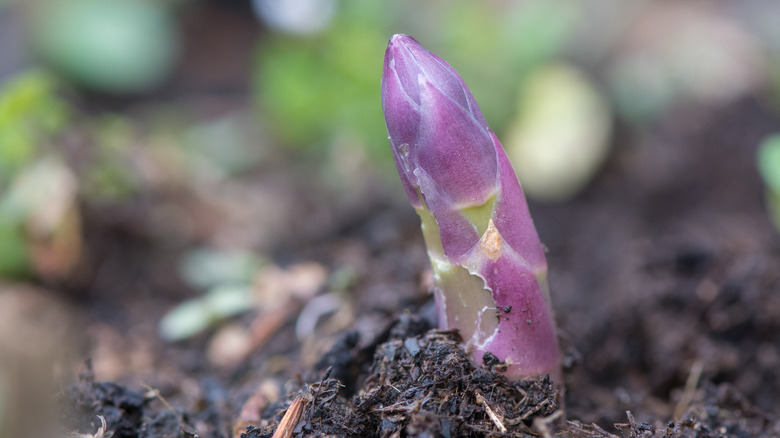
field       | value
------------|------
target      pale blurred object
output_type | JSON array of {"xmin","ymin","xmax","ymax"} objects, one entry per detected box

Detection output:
[
  {"xmin": 160, "ymin": 245, "xmax": 262, "ymax": 341},
  {"xmin": 160, "ymin": 260, "xmax": 327, "ymax": 344},
  {"xmin": 251, "ymin": 0, "xmax": 337, "ymax": 35},
  {"xmin": 29, "ymin": 0, "xmax": 178, "ymax": 94},
  {"xmin": 0, "ymin": 71, "xmax": 71, "ymax": 278},
  {"xmin": 0, "ymin": 283, "xmax": 74, "ymax": 438},
  {"xmin": 181, "ymin": 114, "xmax": 269, "ymax": 181},
  {"xmin": 179, "ymin": 247, "xmax": 262, "ymax": 290},
  {"xmin": 607, "ymin": 3, "xmax": 764, "ymax": 122},
  {"xmin": 1, "ymin": 157, "xmax": 82, "ymax": 279},
  {"xmin": 757, "ymin": 134, "xmax": 780, "ymax": 234},
  {"xmin": 158, "ymin": 284, "xmax": 254, "ymax": 342},
  {"xmin": 205, "ymin": 262, "xmax": 328, "ymax": 367},
  {"xmin": 505, "ymin": 64, "xmax": 611, "ymax": 202},
  {"xmin": 295, "ymin": 291, "xmax": 344, "ymax": 341},
  {"xmin": 252, "ymin": 262, "xmax": 327, "ymax": 309},
  {"xmin": 207, "ymin": 322, "xmax": 252, "ymax": 367}
]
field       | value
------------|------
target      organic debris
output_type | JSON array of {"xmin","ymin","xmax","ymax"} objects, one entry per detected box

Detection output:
[{"xmin": 242, "ymin": 321, "xmax": 561, "ymax": 438}]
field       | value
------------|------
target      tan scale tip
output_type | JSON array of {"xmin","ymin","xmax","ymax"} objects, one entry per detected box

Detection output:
[{"xmin": 480, "ymin": 219, "xmax": 502, "ymax": 260}]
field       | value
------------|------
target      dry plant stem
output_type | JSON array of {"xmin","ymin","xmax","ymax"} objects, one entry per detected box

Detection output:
[
  {"xmin": 271, "ymin": 395, "xmax": 305, "ymax": 438},
  {"xmin": 475, "ymin": 390, "xmax": 507, "ymax": 433},
  {"xmin": 232, "ymin": 385, "xmax": 269, "ymax": 438},
  {"xmin": 141, "ymin": 382, "xmax": 199, "ymax": 435},
  {"xmin": 381, "ymin": 34, "xmax": 561, "ymax": 382},
  {"xmin": 673, "ymin": 359, "xmax": 705, "ymax": 420},
  {"xmin": 532, "ymin": 409, "xmax": 564, "ymax": 438}
]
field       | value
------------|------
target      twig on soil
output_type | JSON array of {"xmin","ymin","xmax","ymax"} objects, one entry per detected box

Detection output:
[
  {"xmin": 372, "ymin": 391, "xmax": 432, "ymax": 414},
  {"xmin": 532, "ymin": 409, "xmax": 563, "ymax": 438},
  {"xmin": 232, "ymin": 384, "xmax": 269, "ymax": 438},
  {"xmin": 305, "ymin": 366, "xmax": 332, "ymax": 422},
  {"xmin": 673, "ymin": 359, "xmax": 704, "ymax": 420},
  {"xmin": 515, "ymin": 386, "xmax": 528, "ymax": 406},
  {"xmin": 505, "ymin": 400, "xmax": 547, "ymax": 426},
  {"xmin": 141, "ymin": 382, "xmax": 200, "ymax": 436},
  {"xmin": 565, "ymin": 420, "xmax": 621, "ymax": 438},
  {"xmin": 140, "ymin": 382, "xmax": 177, "ymax": 418},
  {"xmin": 615, "ymin": 411, "xmax": 655, "ymax": 436},
  {"xmin": 475, "ymin": 390, "xmax": 507, "ymax": 433},
  {"xmin": 243, "ymin": 300, "xmax": 301, "ymax": 362},
  {"xmin": 272, "ymin": 395, "xmax": 306, "ymax": 438}
]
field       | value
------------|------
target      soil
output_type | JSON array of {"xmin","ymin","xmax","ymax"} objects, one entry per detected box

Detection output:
[
  {"xmin": 55, "ymin": 96, "xmax": 780, "ymax": 438},
  {"xmin": 5, "ymin": 3, "xmax": 780, "ymax": 438}
]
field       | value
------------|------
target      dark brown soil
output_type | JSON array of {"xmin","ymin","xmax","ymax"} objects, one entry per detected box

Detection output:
[{"xmin": 56, "ymin": 97, "xmax": 780, "ymax": 437}]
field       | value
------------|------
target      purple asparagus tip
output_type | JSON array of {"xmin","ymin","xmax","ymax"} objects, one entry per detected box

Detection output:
[{"xmin": 382, "ymin": 34, "xmax": 561, "ymax": 383}]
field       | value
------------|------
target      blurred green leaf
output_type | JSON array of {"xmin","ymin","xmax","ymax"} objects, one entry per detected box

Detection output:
[
  {"xmin": 253, "ymin": 2, "xmax": 389, "ymax": 159},
  {"xmin": 441, "ymin": 0, "xmax": 579, "ymax": 134},
  {"xmin": 758, "ymin": 134, "xmax": 780, "ymax": 234},
  {"xmin": 767, "ymin": 192, "xmax": 780, "ymax": 235},
  {"xmin": 0, "ymin": 157, "xmax": 81, "ymax": 279},
  {"xmin": 758, "ymin": 134, "xmax": 780, "ymax": 195},
  {"xmin": 0, "ymin": 214, "xmax": 31, "ymax": 278},
  {"xmin": 607, "ymin": 54, "xmax": 673, "ymax": 124},
  {"xmin": 31, "ymin": 0, "xmax": 178, "ymax": 94},
  {"xmin": 94, "ymin": 114, "xmax": 135, "ymax": 153},
  {"xmin": 183, "ymin": 114, "xmax": 267, "ymax": 179},
  {"xmin": 158, "ymin": 284, "xmax": 253, "ymax": 342},
  {"xmin": 505, "ymin": 64, "xmax": 611, "ymax": 202},
  {"xmin": 203, "ymin": 285, "xmax": 254, "ymax": 318},
  {"xmin": 0, "ymin": 70, "xmax": 69, "ymax": 181},
  {"xmin": 1, "ymin": 157, "xmax": 75, "ymax": 219},
  {"xmin": 179, "ymin": 247, "xmax": 261, "ymax": 290},
  {"xmin": 158, "ymin": 297, "xmax": 210, "ymax": 342},
  {"xmin": 81, "ymin": 114, "xmax": 138, "ymax": 200},
  {"xmin": 501, "ymin": 0, "xmax": 579, "ymax": 71},
  {"xmin": 254, "ymin": 1, "xmax": 579, "ymax": 161},
  {"xmin": 256, "ymin": 39, "xmax": 332, "ymax": 146},
  {"xmin": 83, "ymin": 164, "xmax": 136, "ymax": 200}
]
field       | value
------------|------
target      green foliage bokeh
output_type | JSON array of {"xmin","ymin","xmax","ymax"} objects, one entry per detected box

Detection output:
[
  {"xmin": 252, "ymin": 0, "xmax": 577, "ymax": 164},
  {"xmin": 254, "ymin": 3, "xmax": 391, "ymax": 160},
  {"xmin": 0, "ymin": 71, "xmax": 69, "ymax": 183}
]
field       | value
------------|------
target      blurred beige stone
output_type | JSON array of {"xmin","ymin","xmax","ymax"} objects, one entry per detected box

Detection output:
[{"xmin": 0, "ymin": 283, "xmax": 75, "ymax": 437}]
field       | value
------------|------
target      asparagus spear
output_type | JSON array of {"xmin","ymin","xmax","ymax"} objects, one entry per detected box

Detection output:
[{"xmin": 381, "ymin": 34, "xmax": 561, "ymax": 382}]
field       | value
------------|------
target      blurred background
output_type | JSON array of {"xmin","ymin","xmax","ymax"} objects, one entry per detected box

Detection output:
[{"xmin": 2, "ymin": 0, "xmax": 780, "ymax": 436}]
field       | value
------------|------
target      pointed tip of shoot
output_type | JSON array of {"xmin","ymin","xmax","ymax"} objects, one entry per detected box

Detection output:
[
  {"xmin": 382, "ymin": 34, "xmax": 497, "ymax": 224},
  {"xmin": 382, "ymin": 34, "xmax": 561, "ymax": 383}
]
